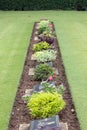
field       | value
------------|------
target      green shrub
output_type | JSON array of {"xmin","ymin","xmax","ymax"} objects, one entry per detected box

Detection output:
[
  {"xmin": 76, "ymin": 0, "xmax": 87, "ymax": 10},
  {"xmin": 34, "ymin": 50, "xmax": 57, "ymax": 63},
  {"xmin": 27, "ymin": 92, "xmax": 66, "ymax": 118},
  {"xmin": 34, "ymin": 63, "xmax": 54, "ymax": 80},
  {"xmin": 38, "ymin": 20, "xmax": 52, "ymax": 34},
  {"xmin": 33, "ymin": 41, "xmax": 50, "ymax": 52},
  {"xmin": 0, "ymin": 0, "xmax": 87, "ymax": 10}
]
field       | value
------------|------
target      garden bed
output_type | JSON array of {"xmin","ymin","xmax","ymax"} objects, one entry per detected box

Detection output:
[{"xmin": 8, "ymin": 22, "xmax": 80, "ymax": 130}]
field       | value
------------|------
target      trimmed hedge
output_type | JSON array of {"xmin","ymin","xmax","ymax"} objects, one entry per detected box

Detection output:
[{"xmin": 0, "ymin": 0, "xmax": 87, "ymax": 10}]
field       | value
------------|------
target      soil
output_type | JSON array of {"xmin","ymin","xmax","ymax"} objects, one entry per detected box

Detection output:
[{"xmin": 8, "ymin": 23, "xmax": 81, "ymax": 130}]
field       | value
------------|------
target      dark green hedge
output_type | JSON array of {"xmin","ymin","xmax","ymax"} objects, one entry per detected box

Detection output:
[{"xmin": 0, "ymin": 0, "xmax": 87, "ymax": 10}]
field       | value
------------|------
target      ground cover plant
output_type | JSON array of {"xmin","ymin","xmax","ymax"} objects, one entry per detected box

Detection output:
[
  {"xmin": 34, "ymin": 50, "xmax": 57, "ymax": 63},
  {"xmin": 38, "ymin": 20, "xmax": 52, "ymax": 34},
  {"xmin": 0, "ymin": 11, "xmax": 87, "ymax": 130}
]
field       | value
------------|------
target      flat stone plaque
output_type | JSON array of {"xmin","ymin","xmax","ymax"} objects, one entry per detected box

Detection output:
[
  {"xmin": 19, "ymin": 124, "xmax": 30, "ymax": 130},
  {"xmin": 53, "ymin": 67, "xmax": 59, "ymax": 75},
  {"xmin": 28, "ymin": 68, "xmax": 35, "ymax": 75},
  {"xmin": 30, "ymin": 115, "xmax": 59, "ymax": 130},
  {"xmin": 19, "ymin": 122, "xmax": 68, "ymax": 130},
  {"xmin": 22, "ymin": 89, "xmax": 33, "ymax": 98},
  {"xmin": 35, "ymin": 31, "xmax": 38, "ymax": 35},
  {"xmin": 33, "ymin": 84, "xmax": 43, "ymax": 92},
  {"xmin": 35, "ymin": 25, "xmax": 38, "ymax": 29},
  {"xmin": 59, "ymin": 122, "xmax": 68, "ymax": 130},
  {"xmin": 31, "ymin": 54, "xmax": 36, "ymax": 60},
  {"xmin": 34, "ymin": 36, "xmax": 38, "ymax": 41}
]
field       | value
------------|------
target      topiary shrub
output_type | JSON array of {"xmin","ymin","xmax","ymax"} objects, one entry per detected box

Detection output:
[
  {"xmin": 27, "ymin": 92, "xmax": 66, "ymax": 118},
  {"xmin": 34, "ymin": 63, "xmax": 54, "ymax": 80}
]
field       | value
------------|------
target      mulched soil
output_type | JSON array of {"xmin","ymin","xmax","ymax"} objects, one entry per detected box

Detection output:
[{"xmin": 8, "ymin": 22, "xmax": 81, "ymax": 130}]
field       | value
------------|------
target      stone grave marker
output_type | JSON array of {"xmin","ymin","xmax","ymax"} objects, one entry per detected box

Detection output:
[{"xmin": 30, "ymin": 115, "xmax": 59, "ymax": 130}]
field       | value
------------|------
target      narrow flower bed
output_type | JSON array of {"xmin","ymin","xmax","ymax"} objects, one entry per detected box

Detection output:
[{"xmin": 8, "ymin": 21, "xmax": 80, "ymax": 130}]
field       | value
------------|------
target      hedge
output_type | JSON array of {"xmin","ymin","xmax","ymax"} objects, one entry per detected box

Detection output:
[{"xmin": 0, "ymin": 0, "xmax": 87, "ymax": 10}]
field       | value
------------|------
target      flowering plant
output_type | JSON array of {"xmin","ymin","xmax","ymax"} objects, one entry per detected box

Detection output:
[
  {"xmin": 34, "ymin": 50, "xmax": 57, "ymax": 63},
  {"xmin": 38, "ymin": 33, "xmax": 55, "ymax": 45},
  {"xmin": 38, "ymin": 20, "xmax": 52, "ymax": 34},
  {"xmin": 48, "ymin": 73, "xmax": 57, "ymax": 81}
]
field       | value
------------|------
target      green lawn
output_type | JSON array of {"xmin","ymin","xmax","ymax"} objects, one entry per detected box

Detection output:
[{"xmin": 0, "ymin": 11, "xmax": 87, "ymax": 130}]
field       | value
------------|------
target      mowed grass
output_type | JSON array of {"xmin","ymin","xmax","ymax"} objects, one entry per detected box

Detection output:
[
  {"xmin": 0, "ymin": 11, "xmax": 33, "ymax": 130},
  {"xmin": 0, "ymin": 11, "xmax": 87, "ymax": 130}
]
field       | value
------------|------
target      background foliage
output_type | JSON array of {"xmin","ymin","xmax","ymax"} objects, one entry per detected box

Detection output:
[{"xmin": 0, "ymin": 0, "xmax": 87, "ymax": 11}]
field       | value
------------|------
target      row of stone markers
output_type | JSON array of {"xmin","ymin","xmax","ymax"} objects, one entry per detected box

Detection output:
[{"xmin": 19, "ymin": 20, "xmax": 68, "ymax": 130}]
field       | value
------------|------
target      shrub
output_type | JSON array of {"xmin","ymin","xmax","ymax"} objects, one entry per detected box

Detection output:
[
  {"xmin": 76, "ymin": 0, "xmax": 86, "ymax": 11},
  {"xmin": 0, "ymin": 0, "xmax": 87, "ymax": 11},
  {"xmin": 38, "ymin": 20, "xmax": 52, "ymax": 35},
  {"xmin": 33, "ymin": 41, "xmax": 50, "ymax": 52},
  {"xmin": 34, "ymin": 63, "xmax": 54, "ymax": 80},
  {"xmin": 38, "ymin": 33, "xmax": 55, "ymax": 45},
  {"xmin": 27, "ymin": 92, "xmax": 66, "ymax": 118},
  {"xmin": 34, "ymin": 50, "xmax": 57, "ymax": 63}
]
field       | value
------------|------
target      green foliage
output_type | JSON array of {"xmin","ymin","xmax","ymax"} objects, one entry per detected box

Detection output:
[
  {"xmin": 38, "ymin": 20, "xmax": 51, "ymax": 34},
  {"xmin": 41, "ymin": 81, "xmax": 65, "ymax": 95},
  {"xmin": 41, "ymin": 81, "xmax": 56, "ymax": 93},
  {"xmin": 0, "ymin": 11, "xmax": 33, "ymax": 130},
  {"xmin": 34, "ymin": 50, "xmax": 57, "ymax": 62},
  {"xmin": 57, "ymin": 84, "xmax": 65, "ymax": 95},
  {"xmin": 75, "ymin": 0, "xmax": 87, "ymax": 10},
  {"xmin": 27, "ymin": 92, "xmax": 66, "ymax": 118},
  {"xmin": 33, "ymin": 41, "xmax": 50, "ymax": 52},
  {"xmin": 0, "ymin": 0, "xmax": 87, "ymax": 10},
  {"xmin": 34, "ymin": 63, "xmax": 54, "ymax": 80}
]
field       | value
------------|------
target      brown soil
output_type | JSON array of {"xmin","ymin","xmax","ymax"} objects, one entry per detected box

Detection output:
[{"xmin": 8, "ymin": 23, "xmax": 81, "ymax": 130}]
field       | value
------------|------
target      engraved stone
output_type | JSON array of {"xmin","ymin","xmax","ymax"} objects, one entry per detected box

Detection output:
[
  {"xmin": 35, "ymin": 31, "xmax": 38, "ymax": 35},
  {"xmin": 33, "ymin": 82, "xmax": 55, "ymax": 92},
  {"xmin": 22, "ymin": 89, "xmax": 33, "ymax": 98},
  {"xmin": 30, "ymin": 115, "xmax": 59, "ymax": 130},
  {"xmin": 19, "ymin": 124, "xmax": 30, "ymax": 130},
  {"xmin": 59, "ymin": 122, "xmax": 68, "ymax": 130},
  {"xmin": 28, "ymin": 68, "xmax": 35, "ymax": 75},
  {"xmin": 35, "ymin": 24, "xmax": 39, "ymax": 29},
  {"xmin": 31, "ymin": 54, "xmax": 36, "ymax": 60},
  {"xmin": 34, "ymin": 36, "xmax": 38, "ymax": 41},
  {"xmin": 53, "ymin": 67, "xmax": 59, "ymax": 75}
]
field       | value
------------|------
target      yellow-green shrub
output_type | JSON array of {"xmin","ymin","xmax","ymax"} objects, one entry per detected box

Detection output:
[
  {"xmin": 27, "ymin": 92, "xmax": 66, "ymax": 118},
  {"xmin": 33, "ymin": 41, "xmax": 50, "ymax": 52}
]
